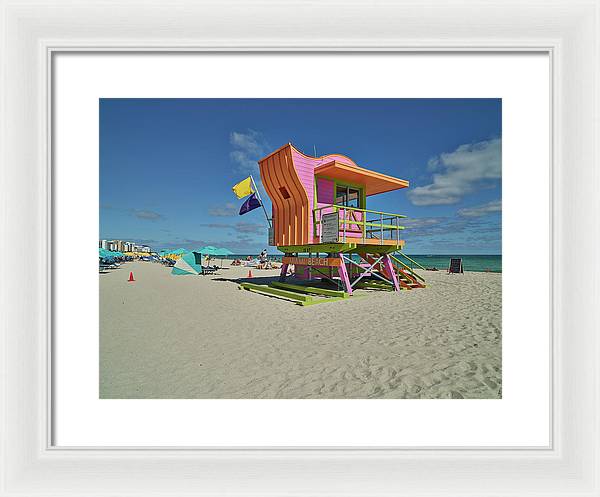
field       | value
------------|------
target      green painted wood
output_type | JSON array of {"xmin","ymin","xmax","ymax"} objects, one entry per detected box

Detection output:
[
  {"xmin": 277, "ymin": 243, "xmax": 402, "ymax": 255},
  {"xmin": 394, "ymin": 252, "xmax": 427, "ymax": 271},
  {"xmin": 299, "ymin": 296, "xmax": 347, "ymax": 306},
  {"xmin": 348, "ymin": 245, "xmax": 400, "ymax": 254},
  {"xmin": 390, "ymin": 255, "xmax": 425, "ymax": 282},
  {"xmin": 240, "ymin": 283, "xmax": 313, "ymax": 302},
  {"xmin": 270, "ymin": 281, "xmax": 349, "ymax": 298},
  {"xmin": 277, "ymin": 243, "xmax": 355, "ymax": 253},
  {"xmin": 313, "ymin": 203, "xmax": 407, "ymax": 219}
]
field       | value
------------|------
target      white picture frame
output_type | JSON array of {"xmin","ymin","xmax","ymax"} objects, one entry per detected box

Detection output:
[{"xmin": 1, "ymin": 0, "xmax": 598, "ymax": 495}]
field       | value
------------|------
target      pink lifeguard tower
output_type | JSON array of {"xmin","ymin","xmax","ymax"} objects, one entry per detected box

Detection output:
[{"xmin": 258, "ymin": 143, "xmax": 425, "ymax": 295}]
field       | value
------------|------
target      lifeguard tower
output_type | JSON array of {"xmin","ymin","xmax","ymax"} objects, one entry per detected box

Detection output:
[{"xmin": 258, "ymin": 143, "xmax": 425, "ymax": 295}]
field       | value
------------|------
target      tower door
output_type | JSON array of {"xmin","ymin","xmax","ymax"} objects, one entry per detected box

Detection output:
[{"xmin": 335, "ymin": 185, "xmax": 363, "ymax": 236}]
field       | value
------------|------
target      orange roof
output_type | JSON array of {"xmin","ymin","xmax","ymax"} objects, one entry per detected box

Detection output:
[{"xmin": 314, "ymin": 160, "xmax": 409, "ymax": 196}]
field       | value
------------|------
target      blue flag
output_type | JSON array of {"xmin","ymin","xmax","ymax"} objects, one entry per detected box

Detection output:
[{"xmin": 239, "ymin": 193, "xmax": 261, "ymax": 215}]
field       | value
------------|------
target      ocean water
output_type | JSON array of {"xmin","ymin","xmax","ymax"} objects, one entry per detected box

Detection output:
[
  {"xmin": 222, "ymin": 254, "xmax": 502, "ymax": 273},
  {"xmin": 397, "ymin": 254, "xmax": 501, "ymax": 273}
]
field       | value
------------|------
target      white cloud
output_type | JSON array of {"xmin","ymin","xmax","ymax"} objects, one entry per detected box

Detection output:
[
  {"xmin": 208, "ymin": 202, "xmax": 238, "ymax": 217},
  {"xmin": 407, "ymin": 138, "xmax": 501, "ymax": 206},
  {"xmin": 402, "ymin": 217, "xmax": 442, "ymax": 229},
  {"xmin": 229, "ymin": 130, "xmax": 270, "ymax": 173},
  {"xmin": 458, "ymin": 199, "xmax": 502, "ymax": 217},
  {"xmin": 197, "ymin": 221, "xmax": 266, "ymax": 235},
  {"xmin": 132, "ymin": 209, "xmax": 163, "ymax": 221}
]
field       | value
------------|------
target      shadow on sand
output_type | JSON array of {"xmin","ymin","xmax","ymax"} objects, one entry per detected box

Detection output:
[{"xmin": 211, "ymin": 275, "xmax": 280, "ymax": 286}]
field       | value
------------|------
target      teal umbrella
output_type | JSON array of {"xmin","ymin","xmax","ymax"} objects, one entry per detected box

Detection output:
[
  {"xmin": 99, "ymin": 248, "xmax": 114, "ymax": 260},
  {"xmin": 99, "ymin": 248, "xmax": 123, "ymax": 260},
  {"xmin": 197, "ymin": 246, "xmax": 221, "ymax": 267},
  {"xmin": 212, "ymin": 247, "xmax": 234, "ymax": 266},
  {"xmin": 198, "ymin": 246, "xmax": 221, "ymax": 256}
]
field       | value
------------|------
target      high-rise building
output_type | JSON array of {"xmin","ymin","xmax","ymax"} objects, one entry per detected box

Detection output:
[{"xmin": 98, "ymin": 239, "xmax": 152, "ymax": 253}]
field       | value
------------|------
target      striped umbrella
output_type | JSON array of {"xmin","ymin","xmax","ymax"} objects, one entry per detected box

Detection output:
[{"xmin": 171, "ymin": 252, "xmax": 202, "ymax": 275}]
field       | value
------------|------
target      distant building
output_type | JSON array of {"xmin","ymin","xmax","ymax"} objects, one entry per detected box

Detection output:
[{"xmin": 98, "ymin": 239, "xmax": 152, "ymax": 253}]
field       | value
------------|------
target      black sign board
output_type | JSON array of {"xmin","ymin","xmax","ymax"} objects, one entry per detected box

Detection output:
[
  {"xmin": 321, "ymin": 212, "xmax": 340, "ymax": 243},
  {"xmin": 448, "ymin": 258, "xmax": 464, "ymax": 274}
]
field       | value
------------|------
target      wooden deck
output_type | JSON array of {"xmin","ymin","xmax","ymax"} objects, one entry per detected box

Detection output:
[{"xmin": 277, "ymin": 241, "xmax": 405, "ymax": 255}]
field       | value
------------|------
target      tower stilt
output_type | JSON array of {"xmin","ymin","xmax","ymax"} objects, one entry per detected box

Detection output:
[
  {"xmin": 381, "ymin": 254, "xmax": 401, "ymax": 292},
  {"xmin": 337, "ymin": 253, "xmax": 353, "ymax": 295}
]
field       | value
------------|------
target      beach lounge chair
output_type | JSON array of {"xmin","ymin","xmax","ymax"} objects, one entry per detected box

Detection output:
[
  {"xmin": 99, "ymin": 260, "xmax": 117, "ymax": 270},
  {"xmin": 201, "ymin": 265, "xmax": 218, "ymax": 275}
]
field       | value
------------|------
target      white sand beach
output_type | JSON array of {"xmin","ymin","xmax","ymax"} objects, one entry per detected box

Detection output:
[{"xmin": 100, "ymin": 261, "xmax": 501, "ymax": 399}]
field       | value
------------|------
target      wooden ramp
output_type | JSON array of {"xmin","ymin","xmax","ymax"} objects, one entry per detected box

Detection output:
[{"xmin": 239, "ymin": 281, "xmax": 348, "ymax": 306}]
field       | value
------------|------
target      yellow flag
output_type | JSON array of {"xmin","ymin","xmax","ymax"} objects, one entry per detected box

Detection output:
[{"xmin": 232, "ymin": 177, "xmax": 254, "ymax": 199}]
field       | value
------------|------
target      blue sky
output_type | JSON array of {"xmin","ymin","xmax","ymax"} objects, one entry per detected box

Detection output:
[{"xmin": 100, "ymin": 98, "xmax": 501, "ymax": 254}]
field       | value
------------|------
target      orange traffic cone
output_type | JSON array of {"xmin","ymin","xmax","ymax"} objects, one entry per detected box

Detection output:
[
  {"xmin": 128, "ymin": 271, "xmax": 135, "ymax": 282},
  {"xmin": 247, "ymin": 270, "xmax": 253, "ymax": 278}
]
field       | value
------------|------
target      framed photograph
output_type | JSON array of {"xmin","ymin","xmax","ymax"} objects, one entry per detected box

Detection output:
[{"xmin": 1, "ymin": 1, "xmax": 599, "ymax": 496}]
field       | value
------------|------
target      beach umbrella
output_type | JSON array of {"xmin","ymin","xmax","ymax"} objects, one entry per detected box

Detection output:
[
  {"xmin": 99, "ymin": 248, "xmax": 115, "ymax": 260},
  {"xmin": 171, "ymin": 251, "xmax": 203, "ymax": 275},
  {"xmin": 198, "ymin": 246, "xmax": 221, "ymax": 256},
  {"xmin": 197, "ymin": 246, "xmax": 223, "ymax": 267},
  {"xmin": 212, "ymin": 247, "xmax": 234, "ymax": 266},
  {"xmin": 162, "ymin": 248, "xmax": 187, "ymax": 259}
]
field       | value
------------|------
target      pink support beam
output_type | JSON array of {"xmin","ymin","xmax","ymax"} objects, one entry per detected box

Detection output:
[
  {"xmin": 382, "ymin": 254, "xmax": 401, "ymax": 292},
  {"xmin": 337, "ymin": 253, "xmax": 353, "ymax": 295}
]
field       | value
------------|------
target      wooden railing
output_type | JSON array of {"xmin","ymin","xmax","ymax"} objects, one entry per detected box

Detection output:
[
  {"xmin": 390, "ymin": 253, "xmax": 426, "ymax": 282},
  {"xmin": 313, "ymin": 204, "xmax": 406, "ymax": 244}
]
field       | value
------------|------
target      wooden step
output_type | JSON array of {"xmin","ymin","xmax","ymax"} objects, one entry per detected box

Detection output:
[{"xmin": 270, "ymin": 281, "xmax": 349, "ymax": 298}]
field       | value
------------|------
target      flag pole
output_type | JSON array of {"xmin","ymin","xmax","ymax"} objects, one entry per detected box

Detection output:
[{"xmin": 250, "ymin": 175, "xmax": 272, "ymax": 228}]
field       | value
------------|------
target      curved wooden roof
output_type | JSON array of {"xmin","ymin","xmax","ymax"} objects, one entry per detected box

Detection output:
[
  {"xmin": 259, "ymin": 145, "xmax": 310, "ymax": 246},
  {"xmin": 314, "ymin": 160, "xmax": 409, "ymax": 196}
]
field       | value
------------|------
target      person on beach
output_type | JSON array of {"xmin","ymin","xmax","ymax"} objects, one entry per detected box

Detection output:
[{"xmin": 258, "ymin": 249, "xmax": 268, "ymax": 269}]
